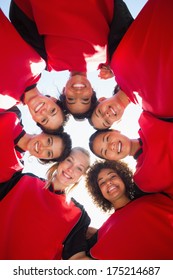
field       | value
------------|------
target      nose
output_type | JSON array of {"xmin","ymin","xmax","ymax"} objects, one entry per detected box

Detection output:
[
  {"xmin": 106, "ymin": 179, "xmax": 112, "ymax": 186},
  {"xmin": 103, "ymin": 110, "xmax": 110, "ymax": 117},
  {"xmin": 108, "ymin": 141, "xmax": 115, "ymax": 151}
]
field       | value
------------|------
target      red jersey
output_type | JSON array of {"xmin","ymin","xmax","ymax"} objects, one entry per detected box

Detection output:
[
  {"xmin": 13, "ymin": 0, "xmax": 114, "ymax": 72},
  {"xmin": 0, "ymin": 112, "xmax": 25, "ymax": 183},
  {"xmin": 89, "ymin": 194, "xmax": 173, "ymax": 259},
  {"xmin": 133, "ymin": 112, "xmax": 173, "ymax": 198},
  {"xmin": 0, "ymin": 9, "xmax": 45, "ymax": 111},
  {"xmin": 111, "ymin": 0, "xmax": 173, "ymax": 118},
  {"xmin": 0, "ymin": 174, "xmax": 85, "ymax": 260}
]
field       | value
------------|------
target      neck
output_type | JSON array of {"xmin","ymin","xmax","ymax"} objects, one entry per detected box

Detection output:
[
  {"xmin": 116, "ymin": 89, "xmax": 131, "ymax": 109},
  {"xmin": 129, "ymin": 139, "xmax": 141, "ymax": 156},
  {"xmin": 113, "ymin": 196, "xmax": 131, "ymax": 210},
  {"xmin": 70, "ymin": 71, "xmax": 87, "ymax": 77},
  {"xmin": 23, "ymin": 87, "xmax": 40, "ymax": 105},
  {"xmin": 16, "ymin": 133, "xmax": 33, "ymax": 151}
]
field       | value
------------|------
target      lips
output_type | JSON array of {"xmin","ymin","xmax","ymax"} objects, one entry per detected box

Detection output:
[
  {"xmin": 109, "ymin": 106, "xmax": 117, "ymax": 116},
  {"xmin": 107, "ymin": 185, "xmax": 118, "ymax": 194},
  {"xmin": 34, "ymin": 102, "xmax": 45, "ymax": 113},
  {"xmin": 34, "ymin": 141, "xmax": 39, "ymax": 153},
  {"xmin": 117, "ymin": 141, "xmax": 122, "ymax": 154},
  {"xmin": 62, "ymin": 171, "xmax": 72, "ymax": 180}
]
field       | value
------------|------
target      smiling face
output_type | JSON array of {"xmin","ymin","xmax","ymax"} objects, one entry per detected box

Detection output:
[
  {"xmin": 27, "ymin": 133, "xmax": 64, "ymax": 159},
  {"xmin": 92, "ymin": 130, "xmax": 131, "ymax": 160},
  {"xmin": 97, "ymin": 168, "xmax": 129, "ymax": 207},
  {"xmin": 91, "ymin": 95, "xmax": 125, "ymax": 129},
  {"xmin": 64, "ymin": 75, "xmax": 93, "ymax": 114},
  {"xmin": 27, "ymin": 95, "xmax": 64, "ymax": 130},
  {"xmin": 52, "ymin": 149, "xmax": 90, "ymax": 189}
]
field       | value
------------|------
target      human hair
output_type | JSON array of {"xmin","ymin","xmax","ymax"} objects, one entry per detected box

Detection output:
[
  {"xmin": 45, "ymin": 146, "xmax": 91, "ymax": 192},
  {"xmin": 85, "ymin": 159, "xmax": 145, "ymax": 212},
  {"xmin": 38, "ymin": 132, "xmax": 72, "ymax": 164},
  {"xmin": 113, "ymin": 84, "xmax": 121, "ymax": 95},
  {"xmin": 59, "ymin": 90, "xmax": 98, "ymax": 120},
  {"xmin": 36, "ymin": 99, "xmax": 70, "ymax": 134},
  {"xmin": 89, "ymin": 129, "xmax": 113, "ymax": 159}
]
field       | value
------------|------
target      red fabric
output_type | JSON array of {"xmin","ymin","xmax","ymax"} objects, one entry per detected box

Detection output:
[
  {"xmin": 0, "ymin": 112, "xmax": 24, "ymax": 183},
  {"xmin": 111, "ymin": 0, "xmax": 173, "ymax": 118},
  {"xmin": 133, "ymin": 111, "xmax": 173, "ymax": 198},
  {"xmin": 90, "ymin": 194, "xmax": 173, "ymax": 259},
  {"xmin": 0, "ymin": 175, "xmax": 81, "ymax": 260},
  {"xmin": 14, "ymin": 0, "xmax": 114, "ymax": 72},
  {"xmin": 0, "ymin": 10, "xmax": 45, "ymax": 111}
]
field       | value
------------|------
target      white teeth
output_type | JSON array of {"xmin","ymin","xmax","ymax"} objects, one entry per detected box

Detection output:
[
  {"xmin": 118, "ymin": 141, "xmax": 122, "ymax": 154},
  {"xmin": 63, "ymin": 171, "xmax": 72, "ymax": 179},
  {"xmin": 35, "ymin": 142, "xmax": 39, "ymax": 153},
  {"xmin": 107, "ymin": 185, "xmax": 118, "ymax": 193},
  {"xmin": 73, "ymin": 83, "xmax": 85, "ymax": 88},
  {"xmin": 110, "ymin": 107, "xmax": 116, "ymax": 115},
  {"xmin": 35, "ymin": 102, "xmax": 44, "ymax": 113}
]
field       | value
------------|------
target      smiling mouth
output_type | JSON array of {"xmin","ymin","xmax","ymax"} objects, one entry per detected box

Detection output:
[
  {"xmin": 118, "ymin": 141, "xmax": 122, "ymax": 154},
  {"xmin": 107, "ymin": 185, "xmax": 118, "ymax": 194},
  {"xmin": 62, "ymin": 171, "xmax": 72, "ymax": 179},
  {"xmin": 35, "ymin": 102, "xmax": 45, "ymax": 113},
  {"xmin": 34, "ymin": 141, "xmax": 39, "ymax": 153},
  {"xmin": 109, "ymin": 106, "xmax": 117, "ymax": 116},
  {"xmin": 72, "ymin": 83, "xmax": 86, "ymax": 89}
]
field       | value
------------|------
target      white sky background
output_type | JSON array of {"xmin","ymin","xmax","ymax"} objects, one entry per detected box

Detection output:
[{"xmin": 1, "ymin": 0, "xmax": 147, "ymax": 227}]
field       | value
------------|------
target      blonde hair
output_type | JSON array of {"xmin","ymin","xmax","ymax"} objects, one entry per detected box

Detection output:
[{"xmin": 45, "ymin": 147, "xmax": 90, "ymax": 191}]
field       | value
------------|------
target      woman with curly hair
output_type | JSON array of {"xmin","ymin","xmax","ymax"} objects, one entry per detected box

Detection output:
[
  {"xmin": 76, "ymin": 159, "xmax": 173, "ymax": 260},
  {"xmin": 85, "ymin": 160, "xmax": 143, "ymax": 213}
]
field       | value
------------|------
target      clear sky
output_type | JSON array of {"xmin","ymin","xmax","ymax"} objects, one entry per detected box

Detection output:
[{"xmin": 1, "ymin": 0, "xmax": 147, "ymax": 227}]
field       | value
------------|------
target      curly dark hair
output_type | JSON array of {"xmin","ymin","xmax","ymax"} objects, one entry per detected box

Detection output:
[
  {"xmin": 36, "ymin": 99, "xmax": 70, "ymax": 134},
  {"xmin": 89, "ymin": 129, "xmax": 113, "ymax": 159},
  {"xmin": 85, "ymin": 159, "xmax": 145, "ymax": 212},
  {"xmin": 59, "ymin": 90, "xmax": 98, "ymax": 120},
  {"xmin": 38, "ymin": 132, "xmax": 72, "ymax": 164}
]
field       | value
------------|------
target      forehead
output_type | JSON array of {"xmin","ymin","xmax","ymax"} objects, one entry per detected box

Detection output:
[
  {"xmin": 98, "ymin": 168, "xmax": 116, "ymax": 179},
  {"xmin": 70, "ymin": 150, "xmax": 89, "ymax": 166}
]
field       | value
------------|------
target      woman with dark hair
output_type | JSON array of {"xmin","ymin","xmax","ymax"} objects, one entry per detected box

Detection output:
[
  {"xmin": 89, "ymin": 111, "xmax": 173, "ymax": 199},
  {"xmin": 0, "ymin": 111, "xmax": 72, "ymax": 183},
  {"xmin": 90, "ymin": 0, "xmax": 173, "ymax": 130},
  {"xmin": 0, "ymin": 9, "xmax": 67, "ymax": 133},
  {"xmin": 9, "ymin": 0, "xmax": 134, "ymax": 118},
  {"xmin": 77, "ymin": 159, "xmax": 173, "ymax": 260},
  {"xmin": 0, "ymin": 147, "xmax": 91, "ymax": 260}
]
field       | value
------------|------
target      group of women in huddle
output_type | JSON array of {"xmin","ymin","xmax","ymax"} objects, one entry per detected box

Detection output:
[{"xmin": 1, "ymin": 0, "xmax": 173, "ymax": 260}]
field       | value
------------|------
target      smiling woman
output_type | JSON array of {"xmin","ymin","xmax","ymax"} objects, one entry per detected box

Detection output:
[{"xmin": 0, "ymin": 111, "xmax": 72, "ymax": 183}]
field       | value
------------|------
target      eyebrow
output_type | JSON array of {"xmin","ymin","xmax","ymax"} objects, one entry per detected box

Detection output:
[
  {"xmin": 70, "ymin": 155, "xmax": 85, "ymax": 169},
  {"xmin": 97, "ymin": 171, "xmax": 115, "ymax": 183}
]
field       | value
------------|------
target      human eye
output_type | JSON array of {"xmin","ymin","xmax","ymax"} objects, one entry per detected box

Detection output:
[
  {"xmin": 67, "ymin": 97, "xmax": 74, "ymax": 101},
  {"xmin": 47, "ymin": 137, "xmax": 52, "ymax": 145},
  {"xmin": 98, "ymin": 180, "xmax": 105, "ymax": 187},
  {"xmin": 47, "ymin": 151, "xmax": 51, "ymax": 158},
  {"xmin": 77, "ymin": 166, "xmax": 83, "ymax": 172},
  {"xmin": 50, "ymin": 108, "xmax": 56, "ymax": 115},
  {"xmin": 66, "ymin": 157, "xmax": 72, "ymax": 162},
  {"xmin": 41, "ymin": 118, "xmax": 47, "ymax": 124}
]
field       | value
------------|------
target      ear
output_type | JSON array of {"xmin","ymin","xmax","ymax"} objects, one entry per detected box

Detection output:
[{"xmin": 98, "ymin": 97, "xmax": 107, "ymax": 102}]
